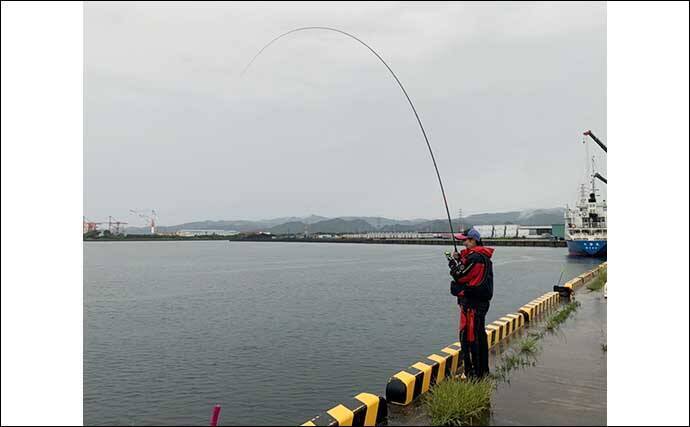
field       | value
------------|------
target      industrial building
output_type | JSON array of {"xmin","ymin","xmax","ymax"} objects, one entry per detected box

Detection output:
[{"xmin": 176, "ymin": 229, "xmax": 239, "ymax": 237}]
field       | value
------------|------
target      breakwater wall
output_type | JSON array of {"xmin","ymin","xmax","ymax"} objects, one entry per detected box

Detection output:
[
  {"xmin": 89, "ymin": 236, "xmax": 566, "ymax": 247},
  {"xmin": 236, "ymin": 237, "xmax": 566, "ymax": 247},
  {"xmin": 299, "ymin": 262, "xmax": 606, "ymax": 426}
]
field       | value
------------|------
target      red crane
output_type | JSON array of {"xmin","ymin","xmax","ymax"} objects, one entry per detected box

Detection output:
[
  {"xmin": 83, "ymin": 217, "xmax": 106, "ymax": 234},
  {"xmin": 129, "ymin": 209, "xmax": 157, "ymax": 234}
]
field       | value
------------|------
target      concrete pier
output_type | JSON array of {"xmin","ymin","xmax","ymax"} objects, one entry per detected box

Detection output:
[{"xmin": 490, "ymin": 287, "xmax": 607, "ymax": 425}]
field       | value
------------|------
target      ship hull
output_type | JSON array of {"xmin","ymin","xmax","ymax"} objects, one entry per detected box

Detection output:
[{"xmin": 567, "ymin": 239, "xmax": 607, "ymax": 257}]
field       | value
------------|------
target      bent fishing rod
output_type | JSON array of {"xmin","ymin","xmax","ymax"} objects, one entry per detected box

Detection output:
[{"xmin": 241, "ymin": 26, "xmax": 458, "ymax": 252}]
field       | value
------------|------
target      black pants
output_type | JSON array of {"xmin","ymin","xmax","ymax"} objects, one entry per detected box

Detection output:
[{"xmin": 460, "ymin": 302, "xmax": 490, "ymax": 378}]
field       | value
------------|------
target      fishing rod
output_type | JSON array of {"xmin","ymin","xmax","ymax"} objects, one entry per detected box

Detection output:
[
  {"xmin": 556, "ymin": 268, "xmax": 565, "ymax": 287},
  {"xmin": 553, "ymin": 266, "xmax": 573, "ymax": 297},
  {"xmin": 241, "ymin": 26, "xmax": 458, "ymax": 252}
]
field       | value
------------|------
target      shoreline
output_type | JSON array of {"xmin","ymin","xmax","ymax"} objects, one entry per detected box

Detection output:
[{"xmin": 85, "ymin": 237, "xmax": 567, "ymax": 247}]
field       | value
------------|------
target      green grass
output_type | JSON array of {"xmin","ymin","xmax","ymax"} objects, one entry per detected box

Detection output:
[
  {"xmin": 493, "ymin": 353, "xmax": 535, "ymax": 384},
  {"xmin": 424, "ymin": 377, "xmax": 494, "ymax": 426},
  {"xmin": 492, "ymin": 337, "xmax": 540, "ymax": 383},
  {"xmin": 545, "ymin": 300, "xmax": 581, "ymax": 331},
  {"xmin": 528, "ymin": 330, "xmax": 545, "ymax": 340},
  {"xmin": 587, "ymin": 267, "xmax": 608, "ymax": 291},
  {"xmin": 518, "ymin": 336, "xmax": 539, "ymax": 355}
]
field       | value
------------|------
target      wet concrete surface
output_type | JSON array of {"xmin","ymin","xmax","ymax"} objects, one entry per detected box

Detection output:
[
  {"xmin": 388, "ymin": 286, "xmax": 607, "ymax": 426},
  {"xmin": 490, "ymin": 288, "xmax": 607, "ymax": 426}
]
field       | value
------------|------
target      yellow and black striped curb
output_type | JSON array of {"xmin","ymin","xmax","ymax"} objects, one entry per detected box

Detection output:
[
  {"xmin": 518, "ymin": 291, "xmax": 559, "ymax": 322},
  {"xmin": 301, "ymin": 392, "xmax": 387, "ymax": 426},
  {"xmin": 560, "ymin": 262, "xmax": 607, "ymax": 294},
  {"xmin": 486, "ymin": 312, "xmax": 525, "ymax": 347},
  {"xmin": 385, "ymin": 343, "xmax": 462, "ymax": 405}
]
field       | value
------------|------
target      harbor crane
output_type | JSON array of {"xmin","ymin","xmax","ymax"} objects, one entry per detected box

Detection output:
[
  {"xmin": 584, "ymin": 129, "xmax": 607, "ymax": 184},
  {"xmin": 129, "ymin": 209, "xmax": 157, "ymax": 234},
  {"xmin": 583, "ymin": 129, "xmax": 607, "ymax": 153},
  {"xmin": 84, "ymin": 216, "xmax": 128, "ymax": 234},
  {"xmin": 593, "ymin": 172, "xmax": 607, "ymax": 185},
  {"xmin": 107, "ymin": 216, "xmax": 129, "ymax": 235}
]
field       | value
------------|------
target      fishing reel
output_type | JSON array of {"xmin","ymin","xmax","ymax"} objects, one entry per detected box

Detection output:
[{"xmin": 445, "ymin": 251, "xmax": 461, "ymax": 272}]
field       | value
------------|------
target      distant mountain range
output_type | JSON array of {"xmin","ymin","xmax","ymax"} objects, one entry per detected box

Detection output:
[{"xmin": 125, "ymin": 208, "xmax": 565, "ymax": 234}]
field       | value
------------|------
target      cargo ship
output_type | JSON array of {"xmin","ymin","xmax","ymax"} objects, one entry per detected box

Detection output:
[{"xmin": 565, "ymin": 130, "xmax": 607, "ymax": 258}]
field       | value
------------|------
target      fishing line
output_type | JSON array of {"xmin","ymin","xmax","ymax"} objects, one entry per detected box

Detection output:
[{"xmin": 241, "ymin": 26, "xmax": 458, "ymax": 251}]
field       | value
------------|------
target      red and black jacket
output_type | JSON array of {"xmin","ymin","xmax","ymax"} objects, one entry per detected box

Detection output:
[{"xmin": 450, "ymin": 246, "xmax": 494, "ymax": 307}]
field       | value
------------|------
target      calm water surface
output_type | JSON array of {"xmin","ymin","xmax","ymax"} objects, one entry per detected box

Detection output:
[{"xmin": 84, "ymin": 241, "xmax": 599, "ymax": 425}]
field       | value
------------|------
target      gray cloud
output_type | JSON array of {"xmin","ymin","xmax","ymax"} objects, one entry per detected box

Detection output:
[{"xmin": 85, "ymin": 1, "xmax": 606, "ymax": 225}]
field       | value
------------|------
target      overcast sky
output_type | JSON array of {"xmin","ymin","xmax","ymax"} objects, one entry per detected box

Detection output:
[{"xmin": 85, "ymin": 1, "xmax": 606, "ymax": 225}]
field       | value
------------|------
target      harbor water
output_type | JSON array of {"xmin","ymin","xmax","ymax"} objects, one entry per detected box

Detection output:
[{"xmin": 84, "ymin": 241, "xmax": 600, "ymax": 425}]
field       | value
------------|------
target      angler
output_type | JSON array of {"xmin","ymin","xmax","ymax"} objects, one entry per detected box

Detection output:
[{"xmin": 448, "ymin": 228, "xmax": 494, "ymax": 378}]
